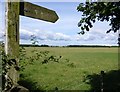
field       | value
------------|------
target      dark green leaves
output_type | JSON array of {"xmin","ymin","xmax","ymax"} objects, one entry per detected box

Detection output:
[
  {"xmin": 78, "ymin": 31, "xmax": 85, "ymax": 35},
  {"xmin": 77, "ymin": 2, "xmax": 120, "ymax": 34},
  {"xmin": 81, "ymin": 27, "xmax": 84, "ymax": 30},
  {"xmin": 84, "ymin": 25, "xmax": 89, "ymax": 31}
]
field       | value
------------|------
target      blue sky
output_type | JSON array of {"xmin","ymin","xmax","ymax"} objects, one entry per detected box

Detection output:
[{"xmin": 0, "ymin": 1, "xmax": 118, "ymax": 46}]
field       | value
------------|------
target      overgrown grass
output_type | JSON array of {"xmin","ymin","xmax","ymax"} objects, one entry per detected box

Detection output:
[{"xmin": 19, "ymin": 47, "xmax": 118, "ymax": 91}]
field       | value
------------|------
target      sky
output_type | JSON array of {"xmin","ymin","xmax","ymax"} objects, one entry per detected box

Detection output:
[{"xmin": 0, "ymin": 1, "xmax": 118, "ymax": 46}]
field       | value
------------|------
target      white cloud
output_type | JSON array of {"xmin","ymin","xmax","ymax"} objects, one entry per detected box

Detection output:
[
  {"xmin": 20, "ymin": 29, "xmax": 33, "ymax": 40},
  {"xmin": 0, "ymin": 27, "xmax": 117, "ymax": 46},
  {"xmin": 0, "ymin": 29, "xmax": 118, "ymax": 45},
  {"xmin": 20, "ymin": 28, "xmax": 118, "ymax": 46},
  {"xmin": 104, "ymin": 32, "xmax": 118, "ymax": 41},
  {"xmin": 54, "ymin": 33, "xmax": 71, "ymax": 41},
  {"xmin": 20, "ymin": 29, "xmax": 72, "ymax": 41},
  {"xmin": 73, "ymin": 28, "xmax": 118, "ymax": 45}
]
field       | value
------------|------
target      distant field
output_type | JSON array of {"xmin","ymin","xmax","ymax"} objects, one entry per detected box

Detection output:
[{"xmin": 19, "ymin": 47, "xmax": 118, "ymax": 91}]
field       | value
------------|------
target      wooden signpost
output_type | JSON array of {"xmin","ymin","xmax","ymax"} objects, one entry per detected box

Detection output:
[
  {"xmin": 5, "ymin": 0, "xmax": 58, "ymax": 91},
  {"xmin": 20, "ymin": 1, "xmax": 59, "ymax": 23}
]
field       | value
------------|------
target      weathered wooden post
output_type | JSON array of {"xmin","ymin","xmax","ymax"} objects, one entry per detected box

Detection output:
[
  {"xmin": 5, "ymin": 0, "xmax": 20, "ymax": 88},
  {"xmin": 5, "ymin": 0, "xmax": 59, "ymax": 91}
]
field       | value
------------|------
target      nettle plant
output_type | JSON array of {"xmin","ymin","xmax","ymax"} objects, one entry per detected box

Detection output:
[
  {"xmin": 1, "ymin": 43, "xmax": 14, "ymax": 91},
  {"xmin": 19, "ymin": 46, "xmax": 63, "ymax": 69}
]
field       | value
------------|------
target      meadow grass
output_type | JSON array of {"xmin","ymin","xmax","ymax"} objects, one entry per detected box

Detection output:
[{"xmin": 19, "ymin": 47, "xmax": 118, "ymax": 91}]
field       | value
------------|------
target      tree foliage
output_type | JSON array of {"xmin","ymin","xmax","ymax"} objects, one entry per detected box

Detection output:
[{"xmin": 77, "ymin": 1, "xmax": 120, "ymax": 34}]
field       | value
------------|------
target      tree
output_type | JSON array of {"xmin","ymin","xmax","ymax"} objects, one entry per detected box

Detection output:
[{"xmin": 77, "ymin": 1, "xmax": 120, "ymax": 35}]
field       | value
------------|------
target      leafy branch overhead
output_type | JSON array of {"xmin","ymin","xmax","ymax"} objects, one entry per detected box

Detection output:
[{"xmin": 77, "ymin": 2, "xmax": 120, "ymax": 34}]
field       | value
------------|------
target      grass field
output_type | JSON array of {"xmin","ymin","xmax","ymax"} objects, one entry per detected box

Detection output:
[{"xmin": 19, "ymin": 47, "xmax": 118, "ymax": 91}]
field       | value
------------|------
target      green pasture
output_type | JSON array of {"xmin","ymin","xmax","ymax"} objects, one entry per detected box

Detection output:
[{"xmin": 19, "ymin": 47, "xmax": 118, "ymax": 91}]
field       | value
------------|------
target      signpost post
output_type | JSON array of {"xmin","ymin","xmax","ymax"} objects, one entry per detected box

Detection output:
[{"xmin": 5, "ymin": 0, "xmax": 58, "ymax": 91}]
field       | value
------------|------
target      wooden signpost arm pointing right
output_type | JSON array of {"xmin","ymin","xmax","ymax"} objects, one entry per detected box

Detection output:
[{"xmin": 20, "ymin": 1, "xmax": 59, "ymax": 23}]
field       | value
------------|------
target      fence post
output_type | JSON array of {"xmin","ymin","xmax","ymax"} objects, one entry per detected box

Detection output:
[
  {"xmin": 118, "ymin": 34, "xmax": 120, "ymax": 69},
  {"xmin": 100, "ymin": 71, "xmax": 105, "ymax": 92}
]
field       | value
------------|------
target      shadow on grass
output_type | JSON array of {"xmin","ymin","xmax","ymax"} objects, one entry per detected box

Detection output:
[
  {"xmin": 18, "ymin": 74, "xmax": 45, "ymax": 92},
  {"xmin": 84, "ymin": 70, "xmax": 120, "ymax": 92}
]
